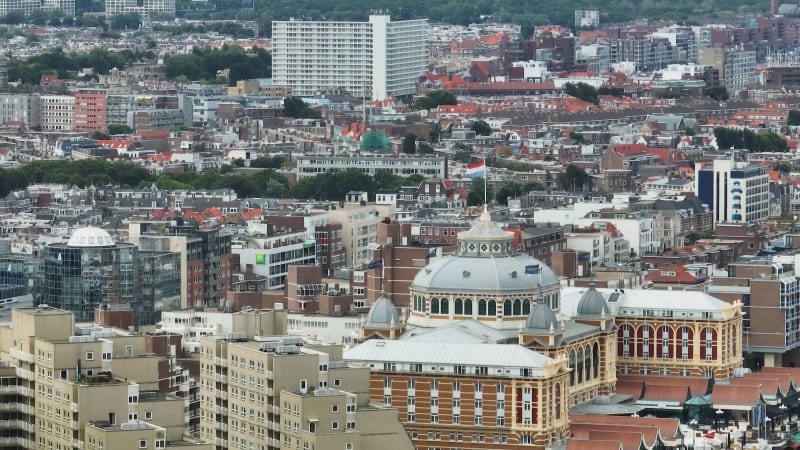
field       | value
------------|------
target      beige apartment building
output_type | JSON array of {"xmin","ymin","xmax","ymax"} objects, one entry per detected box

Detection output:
[
  {"xmin": 0, "ymin": 307, "xmax": 209, "ymax": 450},
  {"xmin": 199, "ymin": 333, "xmax": 412, "ymax": 450}
]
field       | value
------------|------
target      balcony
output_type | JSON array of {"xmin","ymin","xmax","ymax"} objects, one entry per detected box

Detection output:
[
  {"xmin": 13, "ymin": 368, "xmax": 34, "ymax": 381},
  {"xmin": 214, "ymin": 357, "xmax": 227, "ymax": 367},
  {"xmin": 215, "ymin": 391, "xmax": 228, "ymax": 400},
  {"xmin": 72, "ymin": 439, "xmax": 84, "ymax": 450},
  {"xmin": 0, "ymin": 437, "xmax": 25, "ymax": 447},
  {"xmin": 215, "ymin": 374, "xmax": 227, "ymax": 384},
  {"xmin": 71, "ymin": 402, "xmax": 79, "ymax": 413},
  {"xmin": 266, "ymin": 371, "xmax": 273, "ymax": 380},
  {"xmin": 214, "ymin": 422, "xmax": 228, "ymax": 432},
  {"xmin": 214, "ymin": 438, "xmax": 228, "ymax": 447},
  {"xmin": 9, "ymin": 348, "xmax": 34, "ymax": 363}
]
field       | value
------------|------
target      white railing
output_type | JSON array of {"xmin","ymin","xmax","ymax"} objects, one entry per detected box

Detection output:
[{"xmin": 9, "ymin": 348, "xmax": 34, "ymax": 363}]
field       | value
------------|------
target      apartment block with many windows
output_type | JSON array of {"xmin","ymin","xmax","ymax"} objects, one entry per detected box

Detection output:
[{"xmin": 199, "ymin": 334, "xmax": 410, "ymax": 450}]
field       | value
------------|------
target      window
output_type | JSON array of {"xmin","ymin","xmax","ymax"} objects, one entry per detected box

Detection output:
[
  {"xmin": 431, "ymin": 413, "xmax": 439, "ymax": 423},
  {"xmin": 407, "ymin": 412, "xmax": 415, "ymax": 422},
  {"xmin": 108, "ymin": 413, "xmax": 116, "ymax": 425},
  {"xmin": 332, "ymin": 421, "xmax": 339, "ymax": 430},
  {"xmin": 139, "ymin": 440, "xmax": 147, "ymax": 449},
  {"xmin": 85, "ymin": 352, "xmax": 94, "ymax": 361},
  {"xmin": 308, "ymin": 422, "xmax": 317, "ymax": 433},
  {"xmin": 332, "ymin": 405, "xmax": 339, "ymax": 413},
  {"xmin": 102, "ymin": 352, "xmax": 112, "ymax": 361},
  {"xmin": 144, "ymin": 411, "xmax": 153, "ymax": 420}
]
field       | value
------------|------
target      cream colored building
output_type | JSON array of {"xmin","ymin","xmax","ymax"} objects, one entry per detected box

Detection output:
[
  {"xmin": 199, "ymin": 333, "xmax": 411, "ymax": 450},
  {"xmin": 0, "ymin": 307, "xmax": 207, "ymax": 450}
]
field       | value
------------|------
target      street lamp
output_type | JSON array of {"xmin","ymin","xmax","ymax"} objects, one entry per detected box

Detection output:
[
  {"xmin": 716, "ymin": 409, "xmax": 724, "ymax": 431},
  {"xmin": 690, "ymin": 419, "xmax": 699, "ymax": 449}
]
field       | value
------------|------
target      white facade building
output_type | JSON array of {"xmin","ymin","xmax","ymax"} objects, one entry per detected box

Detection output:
[
  {"xmin": 105, "ymin": 0, "xmax": 174, "ymax": 16},
  {"xmin": 695, "ymin": 159, "xmax": 770, "ymax": 225},
  {"xmin": 0, "ymin": 94, "xmax": 40, "ymax": 129},
  {"xmin": 233, "ymin": 237, "xmax": 317, "ymax": 289},
  {"xmin": 295, "ymin": 155, "xmax": 447, "ymax": 180},
  {"xmin": 574, "ymin": 9, "xmax": 600, "ymax": 28},
  {"xmin": 272, "ymin": 15, "xmax": 430, "ymax": 100},
  {"xmin": 39, "ymin": 95, "xmax": 74, "ymax": 132}
]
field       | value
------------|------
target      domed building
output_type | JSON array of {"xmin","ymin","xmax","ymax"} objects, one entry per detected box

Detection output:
[
  {"xmin": 44, "ymin": 227, "xmax": 138, "ymax": 321},
  {"xmin": 360, "ymin": 291, "xmax": 405, "ymax": 340},
  {"xmin": 408, "ymin": 206, "xmax": 560, "ymax": 330}
]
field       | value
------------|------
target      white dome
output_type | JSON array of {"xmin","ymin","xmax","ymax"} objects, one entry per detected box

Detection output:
[{"xmin": 67, "ymin": 227, "xmax": 115, "ymax": 247}]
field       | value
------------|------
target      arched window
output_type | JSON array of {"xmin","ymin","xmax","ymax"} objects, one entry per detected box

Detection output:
[
  {"xmin": 503, "ymin": 300, "xmax": 512, "ymax": 316},
  {"xmin": 454, "ymin": 298, "xmax": 463, "ymax": 315},
  {"xmin": 555, "ymin": 383, "xmax": 562, "ymax": 420},
  {"xmin": 430, "ymin": 297, "xmax": 439, "ymax": 314},
  {"xmin": 478, "ymin": 300, "xmax": 486, "ymax": 316},
  {"xmin": 584, "ymin": 345, "xmax": 591, "ymax": 381},
  {"xmin": 576, "ymin": 348, "xmax": 584, "ymax": 384},
  {"xmin": 552, "ymin": 292, "xmax": 560, "ymax": 310},
  {"xmin": 678, "ymin": 326, "xmax": 693, "ymax": 360},
  {"xmin": 440, "ymin": 298, "xmax": 449, "ymax": 315},
  {"xmin": 464, "ymin": 299, "xmax": 473, "ymax": 315},
  {"xmin": 513, "ymin": 299, "xmax": 522, "ymax": 316},
  {"xmin": 592, "ymin": 342, "xmax": 600, "ymax": 379},
  {"xmin": 568, "ymin": 351, "xmax": 576, "ymax": 386},
  {"xmin": 522, "ymin": 299, "xmax": 531, "ymax": 315},
  {"xmin": 487, "ymin": 300, "xmax": 496, "ymax": 317}
]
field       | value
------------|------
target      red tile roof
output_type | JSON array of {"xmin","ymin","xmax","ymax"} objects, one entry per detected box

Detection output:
[
  {"xmin": 731, "ymin": 377, "xmax": 783, "ymax": 398},
  {"xmin": 615, "ymin": 380, "xmax": 645, "ymax": 400},
  {"xmin": 588, "ymin": 431, "xmax": 651, "ymax": 450},
  {"xmin": 640, "ymin": 384, "xmax": 690, "ymax": 404},
  {"xmin": 570, "ymin": 415, "xmax": 682, "ymax": 440},
  {"xmin": 618, "ymin": 374, "xmax": 712, "ymax": 397},
  {"xmin": 710, "ymin": 384, "xmax": 763, "ymax": 408}
]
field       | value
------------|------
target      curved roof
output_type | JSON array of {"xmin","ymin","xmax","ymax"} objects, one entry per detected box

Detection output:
[
  {"xmin": 577, "ymin": 284, "xmax": 609, "ymax": 317},
  {"xmin": 67, "ymin": 227, "xmax": 115, "ymax": 248},
  {"xmin": 411, "ymin": 253, "xmax": 558, "ymax": 293},
  {"xmin": 457, "ymin": 205, "xmax": 514, "ymax": 242},
  {"xmin": 525, "ymin": 302, "xmax": 559, "ymax": 333},
  {"xmin": 364, "ymin": 293, "xmax": 401, "ymax": 328}
]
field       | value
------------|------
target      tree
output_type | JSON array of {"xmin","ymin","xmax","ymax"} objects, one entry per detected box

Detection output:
[
  {"xmin": 470, "ymin": 120, "xmax": 492, "ymax": 136},
  {"xmin": 564, "ymin": 82, "xmax": 598, "ymax": 104},
  {"xmin": 788, "ymin": 110, "xmax": 800, "ymax": 126},
  {"xmin": 714, "ymin": 127, "xmax": 789, "ymax": 152},
  {"xmin": 402, "ymin": 133, "xmax": 417, "ymax": 154},
  {"xmin": 283, "ymin": 96, "xmax": 321, "ymax": 119},
  {"xmin": 774, "ymin": 162, "xmax": 792, "ymax": 175},
  {"xmin": 414, "ymin": 90, "xmax": 457, "ymax": 110},
  {"xmin": 468, "ymin": 177, "xmax": 493, "ymax": 206},
  {"xmin": 250, "ymin": 156, "xmax": 287, "ymax": 169},
  {"xmin": 705, "ymin": 85, "xmax": 730, "ymax": 102},
  {"xmin": 91, "ymin": 131, "xmax": 110, "ymax": 140},
  {"xmin": 417, "ymin": 142, "xmax": 434, "ymax": 154},
  {"xmin": 429, "ymin": 124, "xmax": 442, "ymax": 143},
  {"xmin": 452, "ymin": 150, "xmax": 473, "ymax": 163},
  {"xmin": 107, "ymin": 124, "xmax": 132, "ymax": 135},
  {"xmin": 558, "ymin": 164, "xmax": 589, "ymax": 191}
]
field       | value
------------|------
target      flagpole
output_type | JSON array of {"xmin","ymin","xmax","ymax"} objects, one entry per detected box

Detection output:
[{"xmin": 483, "ymin": 157, "xmax": 487, "ymax": 207}]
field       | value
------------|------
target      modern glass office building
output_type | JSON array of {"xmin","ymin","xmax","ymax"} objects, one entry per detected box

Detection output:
[{"xmin": 44, "ymin": 227, "xmax": 138, "ymax": 322}]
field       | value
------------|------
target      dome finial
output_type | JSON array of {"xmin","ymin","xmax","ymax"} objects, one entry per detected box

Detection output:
[{"xmin": 549, "ymin": 321, "xmax": 555, "ymax": 334}]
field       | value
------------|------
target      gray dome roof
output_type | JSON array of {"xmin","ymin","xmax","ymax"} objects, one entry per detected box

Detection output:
[
  {"xmin": 411, "ymin": 253, "xmax": 558, "ymax": 293},
  {"xmin": 576, "ymin": 284, "xmax": 609, "ymax": 317},
  {"xmin": 524, "ymin": 302, "xmax": 559, "ymax": 333},
  {"xmin": 364, "ymin": 293, "xmax": 401, "ymax": 328}
]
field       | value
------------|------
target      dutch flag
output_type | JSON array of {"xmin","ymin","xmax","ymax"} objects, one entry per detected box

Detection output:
[{"xmin": 466, "ymin": 160, "xmax": 486, "ymax": 178}]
